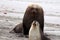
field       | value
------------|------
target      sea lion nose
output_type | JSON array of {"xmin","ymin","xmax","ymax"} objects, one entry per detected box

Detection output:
[
  {"xmin": 32, "ymin": 10, "xmax": 37, "ymax": 13},
  {"xmin": 33, "ymin": 21, "xmax": 36, "ymax": 26}
]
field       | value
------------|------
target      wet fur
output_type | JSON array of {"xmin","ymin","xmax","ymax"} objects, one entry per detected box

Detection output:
[
  {"xmin": 10, "ymin": 23, "xmax": 23, "ymax": 33},
  {"xmin": 23, "ymin": 4, "xmax": 44, "ymax": 35}
]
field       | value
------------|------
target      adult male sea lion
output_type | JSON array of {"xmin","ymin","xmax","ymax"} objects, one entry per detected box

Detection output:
[{"xmin": 23, "ymin": 4, "xmax": 44, "ymax": 35}]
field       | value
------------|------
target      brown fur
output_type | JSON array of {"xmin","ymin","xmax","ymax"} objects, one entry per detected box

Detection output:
[
  {"xmin": 10, "ymin": 23, "xmax": 23, "ymax": 33},
  {"xmin": 14, "ymin": 23, "xmax": 23, "ymax": 33},
  {"xmin": 23, "ymin": 4, "xmax": 44, "ymax": 35}
]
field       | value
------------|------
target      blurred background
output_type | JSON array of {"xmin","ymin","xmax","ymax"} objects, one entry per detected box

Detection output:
[{"xmin": 0, "ymin": 0, "xmax": 60, "ymax": 40}]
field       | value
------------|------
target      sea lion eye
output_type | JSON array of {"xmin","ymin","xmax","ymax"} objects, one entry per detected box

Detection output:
[{"xmin": 36, "ymin": 8, "xmax": 38, "ymax": 10}]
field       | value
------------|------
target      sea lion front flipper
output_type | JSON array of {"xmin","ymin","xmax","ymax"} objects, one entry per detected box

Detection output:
[{"xmin": 9, "ymin": 23, "xmax": 23, "ymax": 33}]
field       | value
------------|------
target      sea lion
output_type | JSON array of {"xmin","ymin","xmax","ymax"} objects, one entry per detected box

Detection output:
[
  {"xmin": 23, "ymin": 4, "xmax": 44, "ymax": 35},
  {"xmin": 10, "ymin": 4, "xmax": 44, "ymax": 37},
  {"xmin": 29, "ymin": 20, "xmax": 50, "ymax": 40}
]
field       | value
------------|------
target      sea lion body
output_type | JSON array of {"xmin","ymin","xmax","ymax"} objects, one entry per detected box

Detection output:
[
  {"xmin": 23, "ymin": 4, "xmax": 44, "ymax": 35},
  {"xmin": 29, "ymin": 20, "xmax": 41, "ymax": 40}
]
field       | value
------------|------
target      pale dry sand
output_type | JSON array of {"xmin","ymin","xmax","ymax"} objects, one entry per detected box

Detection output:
[{"xmin": 0, "ymin": 13, "xmax": 60, "ymax": 40}]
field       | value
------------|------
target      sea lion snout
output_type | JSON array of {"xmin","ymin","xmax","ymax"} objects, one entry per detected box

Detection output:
[{"xmin": 32, "ymin": 21, "xmax": 36, "ymax": 27}]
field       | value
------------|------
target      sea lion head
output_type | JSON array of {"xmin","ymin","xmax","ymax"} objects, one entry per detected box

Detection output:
[{"xmin": 31, "ymin": 20, "xmax": 40, "ymax": 28}]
